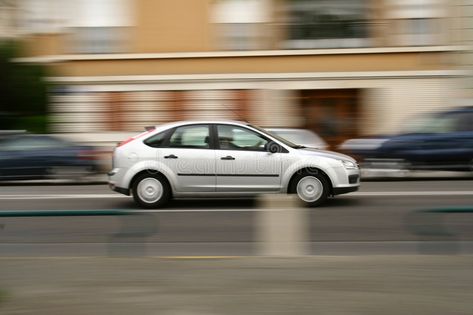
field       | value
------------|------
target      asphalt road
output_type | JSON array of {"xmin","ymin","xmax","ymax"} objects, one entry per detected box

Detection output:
[{"xmin": 0, "ymin": 180, "xmax": 472, "ymax": 256}]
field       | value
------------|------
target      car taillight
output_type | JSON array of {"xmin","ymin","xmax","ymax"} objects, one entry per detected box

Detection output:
[
  {"xmin": 117, "ymin": 137, "xmax": 134, "ymax": 148},
  {"xmin": 117, "ymin": 127, "xmax": 156, "ymax": 148}
]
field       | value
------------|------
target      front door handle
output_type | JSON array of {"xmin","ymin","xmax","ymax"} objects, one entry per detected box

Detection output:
[
  {"xmin": 164, "ymin": 154, "xmax": 178, "ymax": 159},
  {"xmin": 220, "ymin": 156, "xmax": 235, "ymax": 160}
]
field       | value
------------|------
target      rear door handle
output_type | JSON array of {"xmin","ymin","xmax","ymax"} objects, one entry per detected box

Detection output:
[
  {"xmin": 220, "ymin": 156, "xmax": 235, "ymax": 160},
  {"xmin": 164, "ymin": 154, "xmax": 178, "ymax": 159}
]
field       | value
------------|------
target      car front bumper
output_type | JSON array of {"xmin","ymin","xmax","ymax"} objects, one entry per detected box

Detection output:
[
  {"xmin": 333, "ymin": 186, "xmax": 359, "ymax": 195},
  {"xmin": 331, "ymin": 167, "xmax": 360, "ymax": 195}
]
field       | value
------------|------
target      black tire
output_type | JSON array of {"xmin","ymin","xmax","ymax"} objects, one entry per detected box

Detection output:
[
  {"xmin": 289, "ymin": 171, "xmax": 329, "ymax": 207},
  {"xmin": 132, "ymin": 173, "xmax": 171, "ymax": 209}
]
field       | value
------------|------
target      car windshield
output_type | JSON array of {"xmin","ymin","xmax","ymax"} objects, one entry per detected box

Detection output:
[
  {"xmin": 401, "ymin": 114, "xmax": 458, "ymax": 134},
  {"xmin": 247, "ymin": 124, "xmax": 303, "ymax": 149}
]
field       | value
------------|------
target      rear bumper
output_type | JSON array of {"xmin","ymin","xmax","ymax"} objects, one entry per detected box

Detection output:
[
  {"xmin": 109, "ymin": 183, "xmax": 130, "ymax": 196},
  {"xmin": 108, "ymin": 167, "xmax": 130, "ymax": 195}
]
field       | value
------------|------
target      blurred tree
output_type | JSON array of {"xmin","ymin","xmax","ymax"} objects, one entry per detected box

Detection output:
[
  {"xmin": 0, "ymin": 40, "xmax": 49, "ymax": 132},
  {"xmin": 0, "ymin": 288, "xmax": 6, "ymax": 305}
]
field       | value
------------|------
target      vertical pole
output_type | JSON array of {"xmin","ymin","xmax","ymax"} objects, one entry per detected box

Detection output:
[{"xmin": 256, "ymin": 194, "xmax": 309, "ymax": 256}]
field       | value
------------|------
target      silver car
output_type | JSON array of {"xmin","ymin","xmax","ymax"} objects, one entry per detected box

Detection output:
[{"xmin": 108, "ymin": 121, "xmax": 360, "ymax": 208}]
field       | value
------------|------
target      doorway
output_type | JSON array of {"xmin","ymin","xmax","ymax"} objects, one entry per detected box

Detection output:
[{"xmin": 300, "ymin": 89, "xmax": 360, "ymax": 150}]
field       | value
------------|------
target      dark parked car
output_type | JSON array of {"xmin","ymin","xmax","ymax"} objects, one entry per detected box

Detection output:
[
  {"xmin": 0, "ymin": 134, "xmax": 100, "ymax": 180},
  {"xmin": 339, "ymin": 107, "xmax": 473, "ymax": 171}
]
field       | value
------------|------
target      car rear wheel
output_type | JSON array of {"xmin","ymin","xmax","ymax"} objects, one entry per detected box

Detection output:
[
  {"xmin": 289, "ymin": 172, "xmax": 329, "ymax": 207},
  {"xmin": 132, "ymin": 173, "xmax": 171, "ymax": 208}
]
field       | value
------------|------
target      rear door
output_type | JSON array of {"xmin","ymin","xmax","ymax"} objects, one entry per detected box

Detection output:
[{"xmin": 158, "ymin": 124, "xmax": 216, "ymax": 192}]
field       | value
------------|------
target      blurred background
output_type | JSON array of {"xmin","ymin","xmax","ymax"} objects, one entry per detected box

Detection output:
[
  {"xmin": 0, "ymin": 2, "xmax": 473, "ymax": 314},
  {"xmin": 0, "ymin": 0, "xmax": 471, "ymax": 154},
  {"xmin": 0, "ymin": 0, "xmax": 473, "ymax": 180}
]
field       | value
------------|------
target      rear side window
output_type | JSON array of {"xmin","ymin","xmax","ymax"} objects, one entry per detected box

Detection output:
[
  {"xmin": 144, "ymin": 130, "xmax": 169, "ymax": 148},
  {"xmin": 168, "ymin": 125, "xmax": 210, "ymax": 149}
]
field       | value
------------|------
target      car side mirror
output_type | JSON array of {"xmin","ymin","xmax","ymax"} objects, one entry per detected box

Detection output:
[{"xmin": 266, "ymin": 141, "xmax": 281, "ymax": 154}]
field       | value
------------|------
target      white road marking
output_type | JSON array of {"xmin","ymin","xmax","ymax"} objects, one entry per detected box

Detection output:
[
  {"xmin": 138, "ymin": 209, "xmax": 269, "ymax": 213},
  {"xmin": 0, "ymin": 194, "xmax": 127, "ymax": 200},
  {"xmin": 353, "ymin": 191, "xmax": 473, "ymax": 196},
  {"xmin": 0, "ymin": 191, "xmax": 472, "ymax": 200}
]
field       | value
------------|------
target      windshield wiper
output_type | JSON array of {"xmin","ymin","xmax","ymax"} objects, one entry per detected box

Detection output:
[{"xmin": 293, "ymin": 145, "xmax": 306, "ymax": 149}]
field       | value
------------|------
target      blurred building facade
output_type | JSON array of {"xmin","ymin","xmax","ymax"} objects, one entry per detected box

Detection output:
[{"xmin": 10, "ymin": 0, "xmax": 473, "ymax": 148}]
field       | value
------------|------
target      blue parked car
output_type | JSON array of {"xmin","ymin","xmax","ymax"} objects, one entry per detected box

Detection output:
[
  {"xmin": 339, "ymin": 107, "xmax": 473, "ymax": 171},
  {"xmin": 0, "ymin": 134, "xmax": 100, "ymax": 180}
]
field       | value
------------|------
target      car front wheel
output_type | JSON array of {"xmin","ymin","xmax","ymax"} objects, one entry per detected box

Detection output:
[
  {"xmin": 132, "ymin": 173, "xmax": 171, "ymax": 208},
  {"xmin": 289, "ymin": 172, "xmax": 329, "ymax": 207}
]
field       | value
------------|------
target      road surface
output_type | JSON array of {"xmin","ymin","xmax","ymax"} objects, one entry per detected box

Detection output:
[{"xmin": 0, "ymin": 180, "xmax": 472, "ymax": 256}]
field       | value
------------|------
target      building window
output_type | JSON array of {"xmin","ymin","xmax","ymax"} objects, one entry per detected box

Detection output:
[
  {"xmin": 386, "ymin": 0, "xmax": 445, "ymax": 46},
  {"xmin": 396, "ymin": 18, "xmax": 439, "ymax": 46},
  {"xmin": 217, "ymin": 23, "xmax": 268, "ymax": 51},
  {"xmin": 70, "ymin": 27, "xmax": 127, "ymax": 54},
  {"xmin": 282, "ymin": 0, "xmax": 370, "ymax": 49},
  {"xmin": 212, "ymin": 0, "xmax": 271, "ymax": 50},
  {"xmin": 18, "ymin": 0, "xmax": 133, "ymax": 54},
  {"xmin": 18, "ymin": 0, "xmax": 69, "ymax": 34},
  {"xmin": 66, "ymin": 0, "xmax": 132, "ymax": 54}
]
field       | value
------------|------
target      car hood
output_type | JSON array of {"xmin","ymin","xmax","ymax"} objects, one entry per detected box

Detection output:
[
  {"xmin": 297, "ymin": 148, "xmax": 357, "ymax": 163},
  {"xmin": 298, "ymin": 143, "xmax": 328, "ymax": 150}
]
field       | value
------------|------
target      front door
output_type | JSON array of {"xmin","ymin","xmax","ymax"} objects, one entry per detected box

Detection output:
[{"xmin": 215, "ymin": 124, "xmax": 281, "ymax": 192}]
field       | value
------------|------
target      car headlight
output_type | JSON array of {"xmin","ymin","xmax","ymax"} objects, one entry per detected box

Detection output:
[{"xmin": 341, "ymin": 160, "xmax": 357, "ymax": 169}]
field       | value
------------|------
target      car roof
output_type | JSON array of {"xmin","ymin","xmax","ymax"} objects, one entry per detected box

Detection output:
[
  {"xmin": 449, "ymin": 106, "xmax": 473, "ymax": 113},
  {"xmin": 440, "ymin": 106, "xmax": 473, "ymax": 114},
  {"xmin": 266, "ymin": 128, "xmax": 313, "ymax": 132},
  {"xmin": 153, "ymin": 120, "xmax": 249, "ymax": 131},
  {"xmin": 0, "ymin": 133, "xmax": 64, "ymax": 142}
]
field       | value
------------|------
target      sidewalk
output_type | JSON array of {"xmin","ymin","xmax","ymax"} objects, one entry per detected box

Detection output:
[{"xmin": 0, "ymin": 255, "xmax": 472, "ymax": 315}]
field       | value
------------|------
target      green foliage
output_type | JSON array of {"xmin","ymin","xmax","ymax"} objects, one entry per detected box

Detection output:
[
  {"xmin": 0, "ymin": 289, "xmax": 7, "ymax": 306},
  {"xmin": 18, "ymin": 115, "xmax": 49, "ymax": 133},
  {"xmin": 0, "ymin": 40, "xmax": 49, "ymax": 132}
]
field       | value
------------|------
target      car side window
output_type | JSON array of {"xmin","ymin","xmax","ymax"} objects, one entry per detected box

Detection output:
[
  {"xmin": 168, "ymin": 125, "xmax": 210, "ymax": 149},
  {"xmin": 456, "ymin": 112, "xmax": 473, "ymax": 132},
  {"xmin": 217, "ymin": 125, "xmax": 268, "ymax": 151},
  {"xmin": 4, "ymin": 136, "xmax": 64, "ymax": 151},
  {"xmin": 144, "ymin": 130, "xmax": 169, "ymax": 148},
  {"xmin": 34, "ymin": 137, "xmax": 65, "ymax": 148}
]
